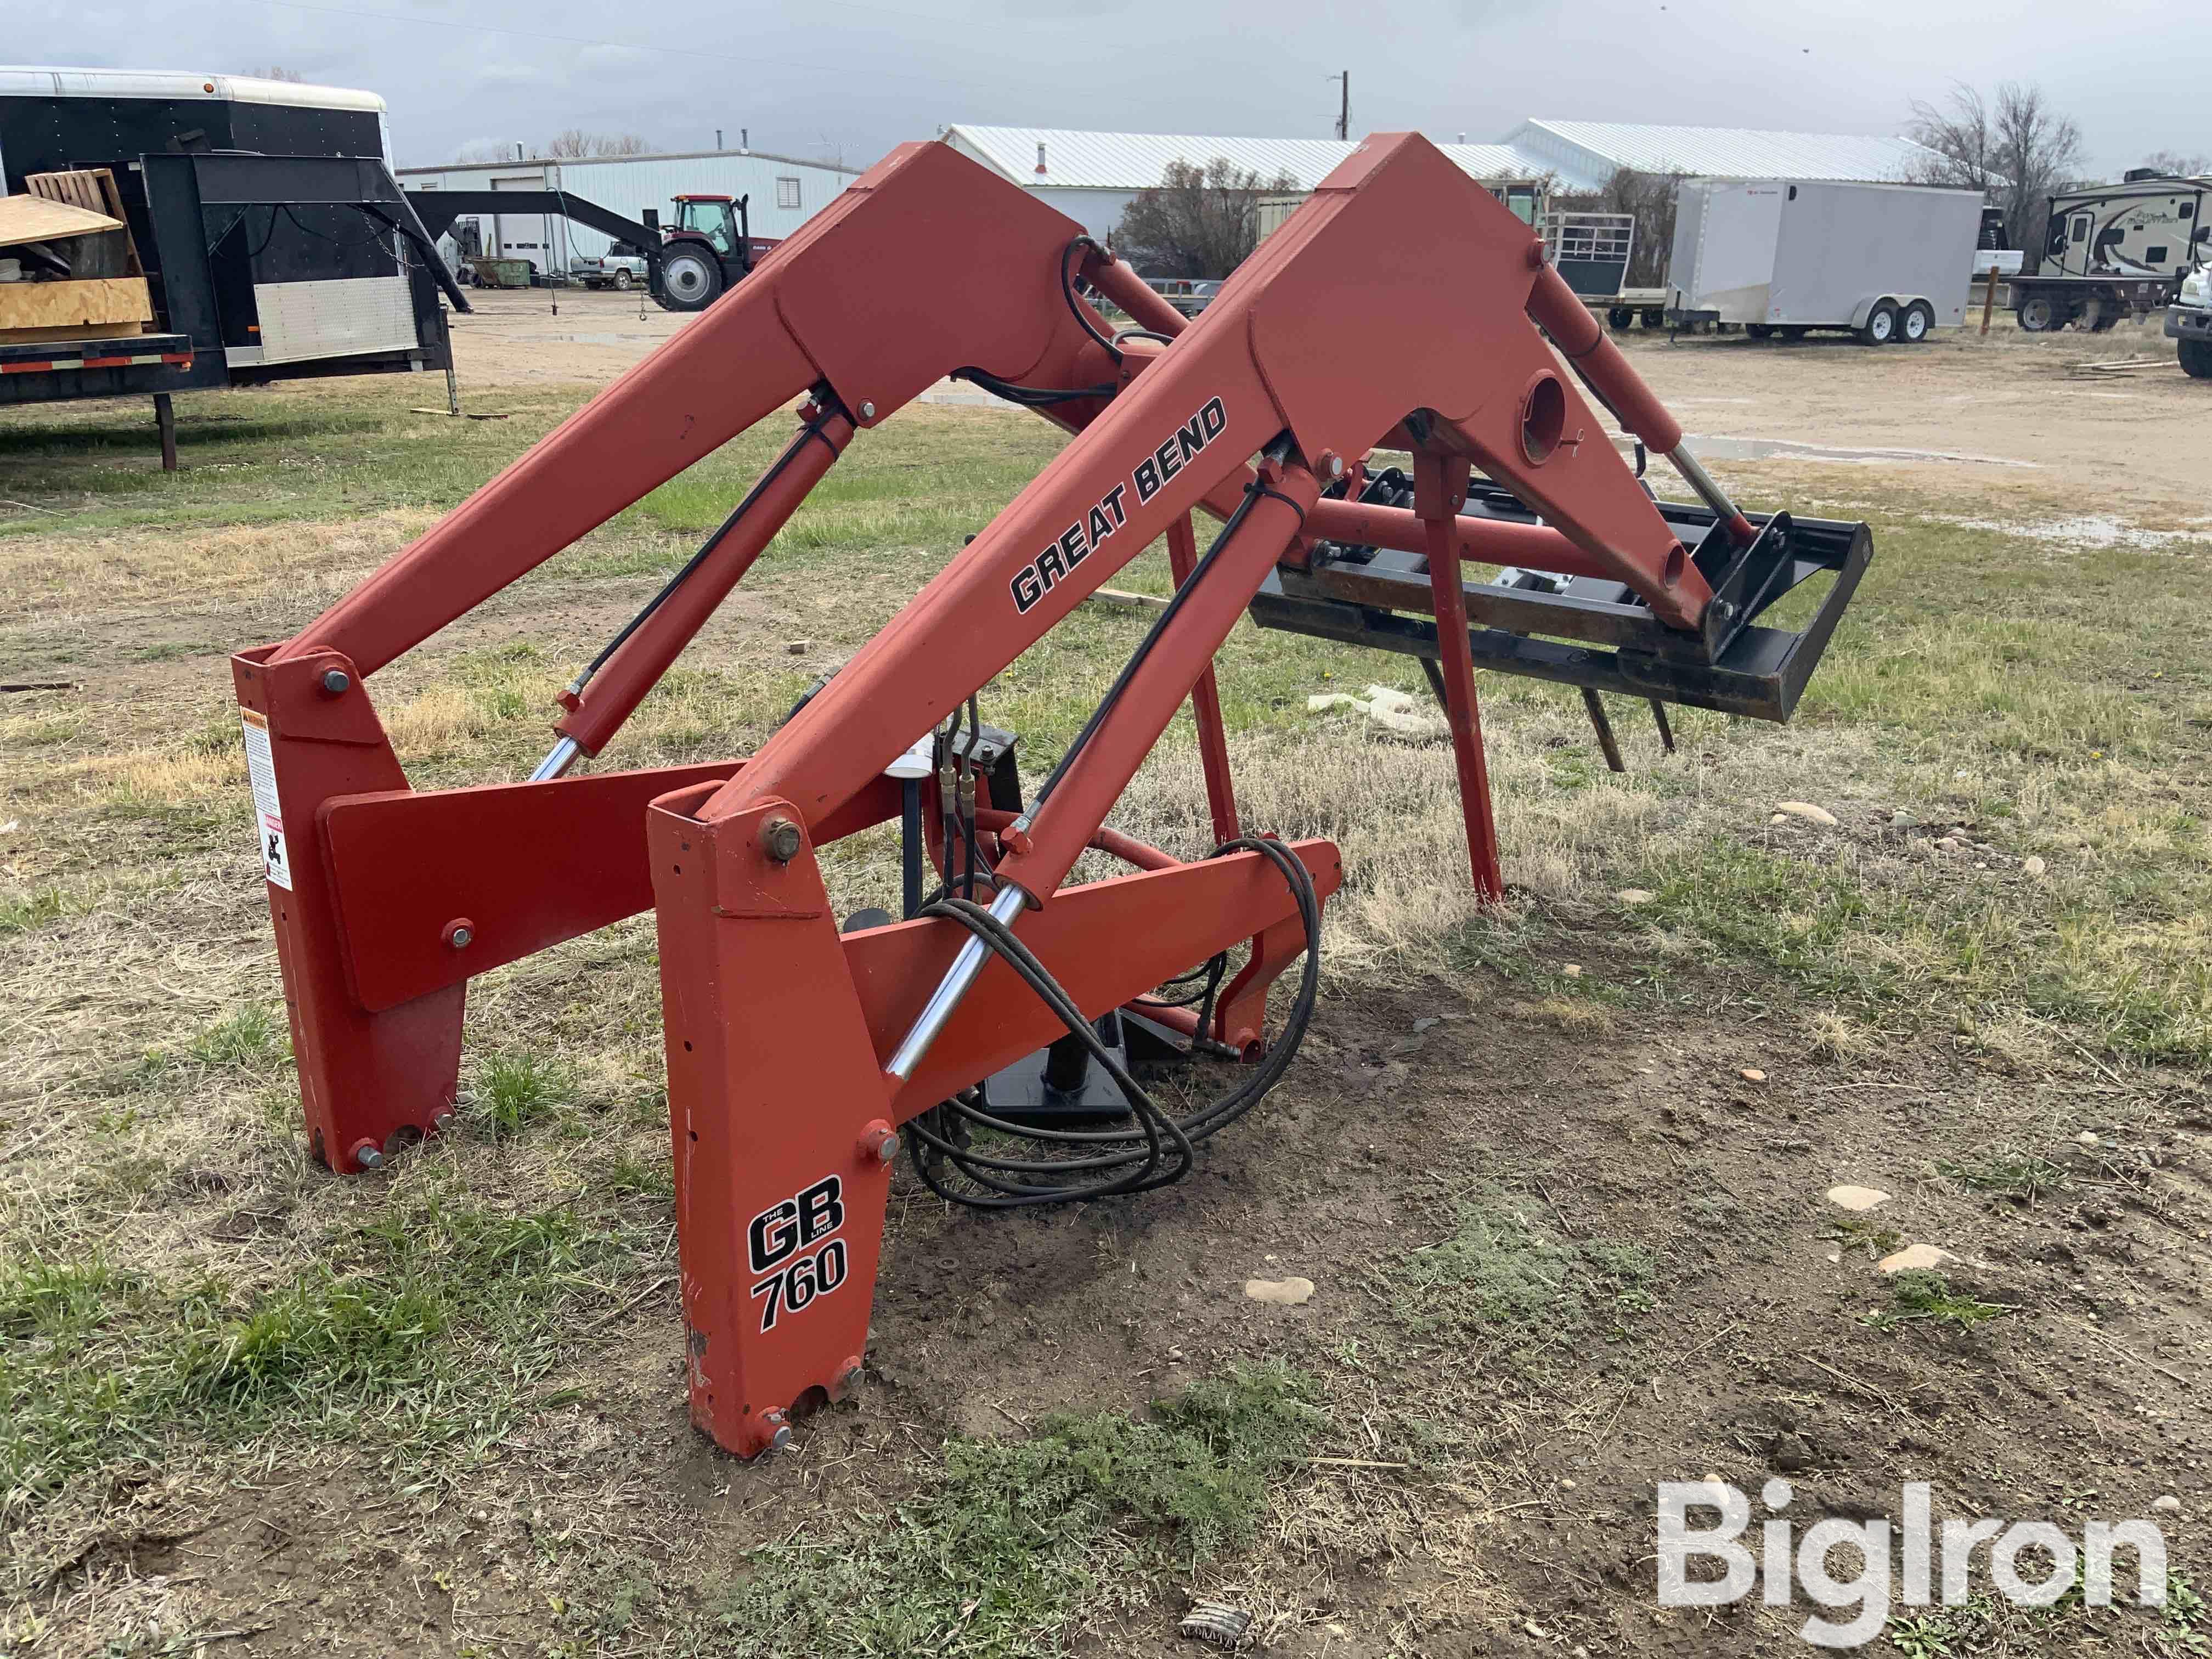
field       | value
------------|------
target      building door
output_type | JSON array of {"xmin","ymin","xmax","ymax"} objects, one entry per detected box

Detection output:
[{"xmin": 491, "ymin": 173, "xmax": 548, "ymax": 273}]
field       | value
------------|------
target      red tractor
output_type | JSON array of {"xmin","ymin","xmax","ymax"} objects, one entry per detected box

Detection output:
[{"xmin": 654, "ymin": 193, "xmax": 756, "ymax": 312}]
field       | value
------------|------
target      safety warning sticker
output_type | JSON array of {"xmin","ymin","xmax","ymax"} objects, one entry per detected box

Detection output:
[{"xmin": 238, "ymin": 709, "xmax": 292, "ymax": 890}]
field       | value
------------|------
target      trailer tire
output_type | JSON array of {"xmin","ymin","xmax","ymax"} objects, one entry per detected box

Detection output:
[
  {"xmin": 1859, "ymin": 302, "xmax": 1898, "ymax": 346},
  {"xmin": 657, "ymin": 245, "xmax": 723, "ymax": 312},
  {"xmin": 1746, "ymin": 323, "xmax": 1773, "ymax": 340},
  {"xmin": 1898, "ymin": 301, "xmax": 1933, "ymax": 343},
  {"xmin": 1780, "ymin": 326, "xmax": 1807, "ymax": 341},
  {"xmin": 1607, "ymin": 306, "xmax": 1633, "ymax": 330},
  {"xmin": 1642, "ymin": 308, "xmax": 1665, "ymax": 329},
  {"xmin": 2016, "ymin": 292, "xmax": 2062, "ymax": 332},
  {"xmin": 2181, "ymin": 338, "xmax": 2212, "ymax": 379}
]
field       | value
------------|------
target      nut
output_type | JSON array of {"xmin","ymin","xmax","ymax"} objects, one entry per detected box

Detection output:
[
  {"xmin": 319, "ymin": 668, "xmax": 352, "ymax": 696},
  {"xmin": 432, "ymin": 1110, "xmax": 455, "ymax": 1134},
  {"xmin": 761, "ymin": 1409, "xmax": 793, "ymax": 1455},
  {"xmin": 759, "ymin": 816, "xmax": 804, "ymax": 862}
]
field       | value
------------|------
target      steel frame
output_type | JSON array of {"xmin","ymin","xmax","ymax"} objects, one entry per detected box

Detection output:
[{"xmin": 231, "ymin": 132, "xmax": 1865, "ymax": 1460}]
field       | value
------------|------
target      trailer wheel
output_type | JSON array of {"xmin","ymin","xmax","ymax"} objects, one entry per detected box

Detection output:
[
  {"xmin": 2016, "ymin": 293, "xmax": 2062, "ymax": 332},
  {"xmin": 1746, "ymin": 323, "xmax": 1773, "ymax": 341},
  {"xmin": 657, "ymin": 245, "xmax": 723, "ymax": 312},
  {"xmin": 1641, "ymin": 308, "xmax": 1665, "ymax": 329},
  {"xmin": 1898, "ymin": 301, "xmax": 1933, "ymax": 343},
  {"xmin": 1607, "ymin": 306, "xmax": 1633, "ymax": 330},
  {"xmin": 1780, "ymin": 326, "xmax": 1807, "ymax": 341},
  {"xmin": 2181, "ymin": 338, "xmax": 2212, "ymax": 379},
  {"xmin": 613, "ymin": 269, "xmax": 633, "ymax": 291},
  {"xmin": 1858, "ymin": 302, "xmax": 1898, "ymax": 346}
]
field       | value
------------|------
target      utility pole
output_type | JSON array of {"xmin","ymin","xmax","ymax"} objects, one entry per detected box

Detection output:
[{"xmin": 1333, "ymin": 71, "xmax": 1348, "ymax": 140}]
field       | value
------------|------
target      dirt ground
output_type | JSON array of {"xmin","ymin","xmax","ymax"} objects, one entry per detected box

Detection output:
[{"xmin": 2, "ymin": 284, "xmax": 2207, "ymax": 1659}]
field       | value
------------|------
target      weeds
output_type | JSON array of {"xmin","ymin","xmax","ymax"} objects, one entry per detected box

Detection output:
[
  {"xmin": 1868, "ymin": 1271, "xmax": 2013, "ymax": 1332},
  {"xmin": 463, "ymin": 1050, "xmax": 576, "ymax": 1139},
  {"xmin": 1936, "ymin": 1146, "xmax": 2071, "ymax": 1201},
  {"xmin": 1395, "ymin": 1191, "xmax": 1657, "ymax": 1353},
  {"xmin": 707, "ymin": 1363, "xmax": 1324, "ymax": 1656}
]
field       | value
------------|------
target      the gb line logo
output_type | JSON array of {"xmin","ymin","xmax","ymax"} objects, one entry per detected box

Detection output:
[{"xmin": 747, "ymin": 1175, "xmax": 849, "ymax": 1332}]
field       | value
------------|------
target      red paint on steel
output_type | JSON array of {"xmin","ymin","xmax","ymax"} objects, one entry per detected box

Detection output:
[
  {"xmin": 1302, "ymin": 497, "xmax": 1618, "ymax": 579},
  {"xmin": 556, "ymin": 409, "xmax": 856, "ymax": 757},
  {"xmin": 1166, "ymin": 511, "xmax": 1241, "ymax": 846},
  {"xmin": 1525, "ymin": 263, "xmax": 1685, "ymax": 454},
  {"xmin": 1413, "ymin": 451, "xmax": 1505, "ymax": 900},
  {"xmin": 232, "ymin": 647, "xmax": 463, "ymax": 1170}
]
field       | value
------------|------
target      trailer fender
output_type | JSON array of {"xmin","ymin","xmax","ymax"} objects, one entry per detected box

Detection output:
[{"xmin": 1848, "ymin": 294, "xmax": 1927, "ymax": 330}]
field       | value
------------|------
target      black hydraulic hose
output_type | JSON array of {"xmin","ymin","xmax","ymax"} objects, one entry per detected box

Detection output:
[
  {"xmin": 1060, "ymin": 235, "xmax": 1124, "ymax": 363},
  {"xmin": 902, "ymin": 833, "xmax": 1321, "ymax": 1209}
]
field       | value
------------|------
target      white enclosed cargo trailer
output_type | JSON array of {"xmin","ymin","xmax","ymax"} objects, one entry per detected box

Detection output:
[{"xmin": 1666, "ymin": 177, "xmax": 1983, "ymax": 345}]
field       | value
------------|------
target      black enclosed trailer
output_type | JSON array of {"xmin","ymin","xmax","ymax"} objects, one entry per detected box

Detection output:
[{"xmin": 0, "ymin": 67, "xmax": 465, "ymax": 465}]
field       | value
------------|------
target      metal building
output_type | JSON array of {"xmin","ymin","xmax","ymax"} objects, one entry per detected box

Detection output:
[
  {"xmin": 395, "ymin": 148, "xmax": 862, "ymax": 275},
  {"xmin": 942, "ymin": 126, "xmax": 1540, "ymax": 241},
  {"xmin": 1496, "ymin": 120, "xmax": 1951, "ymax": 194}
]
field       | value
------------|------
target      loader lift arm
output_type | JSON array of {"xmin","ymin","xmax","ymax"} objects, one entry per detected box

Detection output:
[{"xmin": 230, "ymin": 133, "xmax": 1870, "ymax": 1464}]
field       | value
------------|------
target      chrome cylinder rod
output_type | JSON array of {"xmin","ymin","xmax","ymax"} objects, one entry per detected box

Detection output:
[
  {"xmin": 1665, "ymin": 444, "xmax": 1756, "ymax": 544},
  {"xmin": 530, "ymin": 735, "xmax": 583, "ymax": 782},
  {"xmin": 885, "ymin": 882, "xmax": 1027, "ymax": 1080}
]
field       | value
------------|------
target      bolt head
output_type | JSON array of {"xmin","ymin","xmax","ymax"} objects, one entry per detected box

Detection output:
[
  {"xmin": 432, "ymin": 1111, "xmax": 455, "ymax": 1134},
  {"xmin": 859, "ymin": 400, "xmax": 876, "ymax": 419},
  {"xmin": 760, "ymin": 816, "xmax": 804, "ymax": 862},
  {"xmin": 320, "ymin": 668, "xmax": 351, "ymax": 696},
  {"xmin": 352, "ymin": 1142, "xmax": 384, "ymax": 1171},
  {"xmin": 449, "ymin": 925, "xmax": 473, "ymax": 949}
]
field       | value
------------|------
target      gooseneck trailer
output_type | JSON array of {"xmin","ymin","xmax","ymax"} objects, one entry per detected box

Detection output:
[{"xmin": 0, "ymin": 67, "xmax": 462, "ymax": 465}]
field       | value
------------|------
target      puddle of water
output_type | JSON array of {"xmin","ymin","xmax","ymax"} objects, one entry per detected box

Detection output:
[
  {"xmin": 1924, "ymin": 512, "xmax": 2211, "ymax": 551},
  {"xmin": 1683, "ymin": 433, "xmax": 2039, "ymax": 468}
]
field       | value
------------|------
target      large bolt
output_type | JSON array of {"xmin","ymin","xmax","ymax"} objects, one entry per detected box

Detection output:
[
  {"xmin": 320, "ymin": 668, "xmax": 351, "ymax": 696},
  {"xmin": 858, "ymin": 401, "xmax": 876, "ymax": 420},
  {"xmin": 857, "ymin": 1119, "xmax": 898, "ymax": 1166},
  {"xmin": 432, "ymin": 1110, "xmax": 455, "ymax": 1135},
  {"xmin": 834, "ymin": 1358, "xmax": 865, "ymax": 1397},
  {"xmin": 761, "ymin": 1409, "xmax": 793, "ymax": 1455},
  {"xmin": 759, "ymin": 816, "xmax": 803, "ymax": 863},
  {"xmin": 350, "ymin": 1139, "xmax": 383, "ymax": 1171},
  {"xmin": 443, "ymin": 917, "xmax": 476, "ymax": 950}
]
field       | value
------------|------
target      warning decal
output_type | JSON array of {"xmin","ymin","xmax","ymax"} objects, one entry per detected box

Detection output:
[{"xmin": 238, "ymin": 709, "xmax": 293, "ymax": 890}]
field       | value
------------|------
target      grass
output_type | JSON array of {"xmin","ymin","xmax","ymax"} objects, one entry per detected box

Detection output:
[
  {"xmin": 3, "ymin": 365, "xmax": 2209, "ymax": 1649},
  {"xmin": 1867, "ymin": 1271, "xmax": 2013, "ymax": 1332},
  {"xmin": 702, "ymin": 1363, "xmax": 1325, "ymax": 1657},
  {"xmin": 1393, "ymin": 1189, "xmax": 1658, "ymax": 1357}
]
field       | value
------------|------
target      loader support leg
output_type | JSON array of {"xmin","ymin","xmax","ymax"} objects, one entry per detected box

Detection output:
[
  {"xmin": 1414, "ymin": 453, "xmax": 1503, "ymax": 901},
  {"xmin": 1165, "ymin": 512, "xmax": 1239, "ymax": 845}
]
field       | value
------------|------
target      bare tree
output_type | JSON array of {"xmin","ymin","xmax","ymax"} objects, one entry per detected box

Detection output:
[
  {"xmin": 2140, "ymin": 149, "xmax": 2211, "ymax": 178},
  {"xmin": 247, "ymin": 66, "xmax": 306, "ymax": 81},
  {"xmin": 544, "ymin": 130, "xmax": 654, "ymax": 159},
  {"xmin": 1907, "ymin": 82, "xmax": 2086, "ymax": 258},
  {"xmin": 454, "ymin": 139, "xmax": 523, "ymax": 163},
  {"xmin": 1114, "ymin": 157, "xmax": 1299, "ymax": 279}
]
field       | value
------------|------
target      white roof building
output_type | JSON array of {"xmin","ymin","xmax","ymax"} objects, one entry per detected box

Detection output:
[
  {"xmin": 1499, "ymin": 120, "xmax": 1950, "ymax": 193},
  {"xmin": 943, "ymin": 125, "xmax": 1544, "ymax": 241},
  {"xmin": 941, "ymin": 121, "xmax": 1954, "ymax": 244}
]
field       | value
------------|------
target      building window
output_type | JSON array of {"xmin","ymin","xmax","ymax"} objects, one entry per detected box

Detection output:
[{"xmin": 776, "ymin": 176, "xmax": 801, "ymax": 211}]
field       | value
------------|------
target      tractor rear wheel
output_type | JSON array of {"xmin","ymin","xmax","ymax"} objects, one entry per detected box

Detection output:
[
  {"xmin": 2181, "ymin": 337, "xmax": 2212, "ymax": 379},
  {"xmin": 657, "ymin": 245, "xmax": 724, "ymax": 312}
]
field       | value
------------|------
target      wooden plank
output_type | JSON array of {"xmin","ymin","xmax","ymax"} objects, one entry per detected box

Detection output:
[
  {"xmin": 27, "ymin": 171, "xmax": 145, "ymax": 277},
  {"xmin": 0, "ymin": 319, "xmax": 148, "ymax": 344},
  {"xmin": 0, "ymin": 193, "xmax": 122, "ymax": 250},
  {"xmin": 0, "ymin": 277, "xmax": 154, "ymax": 332}
]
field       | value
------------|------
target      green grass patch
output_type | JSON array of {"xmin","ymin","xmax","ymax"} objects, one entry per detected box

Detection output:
[
  {"xmin": 706, "ymin": 1362, "xmax": 1324, "ymax": 1657},
  {"xmin": 462, "ymin": 1049, "xmax": 577, "ymax": 1140},
  {"xmin": 1393, "ymin": 1190, "xmax": 1657, "ymax": 1357},
  {"xmin": 1867, "ymin": 1271, "xmax": 2012, "ymax": 1332},
  {"xmin": 1934, "ymin": 1146, "xmax": 2071, "ymax": 1202}
]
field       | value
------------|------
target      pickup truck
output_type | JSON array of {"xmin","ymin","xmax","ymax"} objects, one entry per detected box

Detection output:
[
  {"xmin": 2169, "ymin": 263, "xmax": 2211, "ymax": 379},
  {"xmin": 570, "ymin": 245, "xmax": 649, "ymax": 290}
]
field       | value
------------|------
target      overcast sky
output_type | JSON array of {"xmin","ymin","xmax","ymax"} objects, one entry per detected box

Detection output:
[{"xmin": 12, "ymin": 0, "xmax": 2203, "ymax": 179}]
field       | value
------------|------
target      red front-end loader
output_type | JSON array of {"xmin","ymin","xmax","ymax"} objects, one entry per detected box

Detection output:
[{"xmin": 231, "ymin": 133, "xmax": 1869, "ymax": 1459}]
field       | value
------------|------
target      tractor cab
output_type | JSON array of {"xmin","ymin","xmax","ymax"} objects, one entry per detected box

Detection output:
[{"xmin": 657, "ymin": 193, "xmax": 753, "ymax": 312}]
